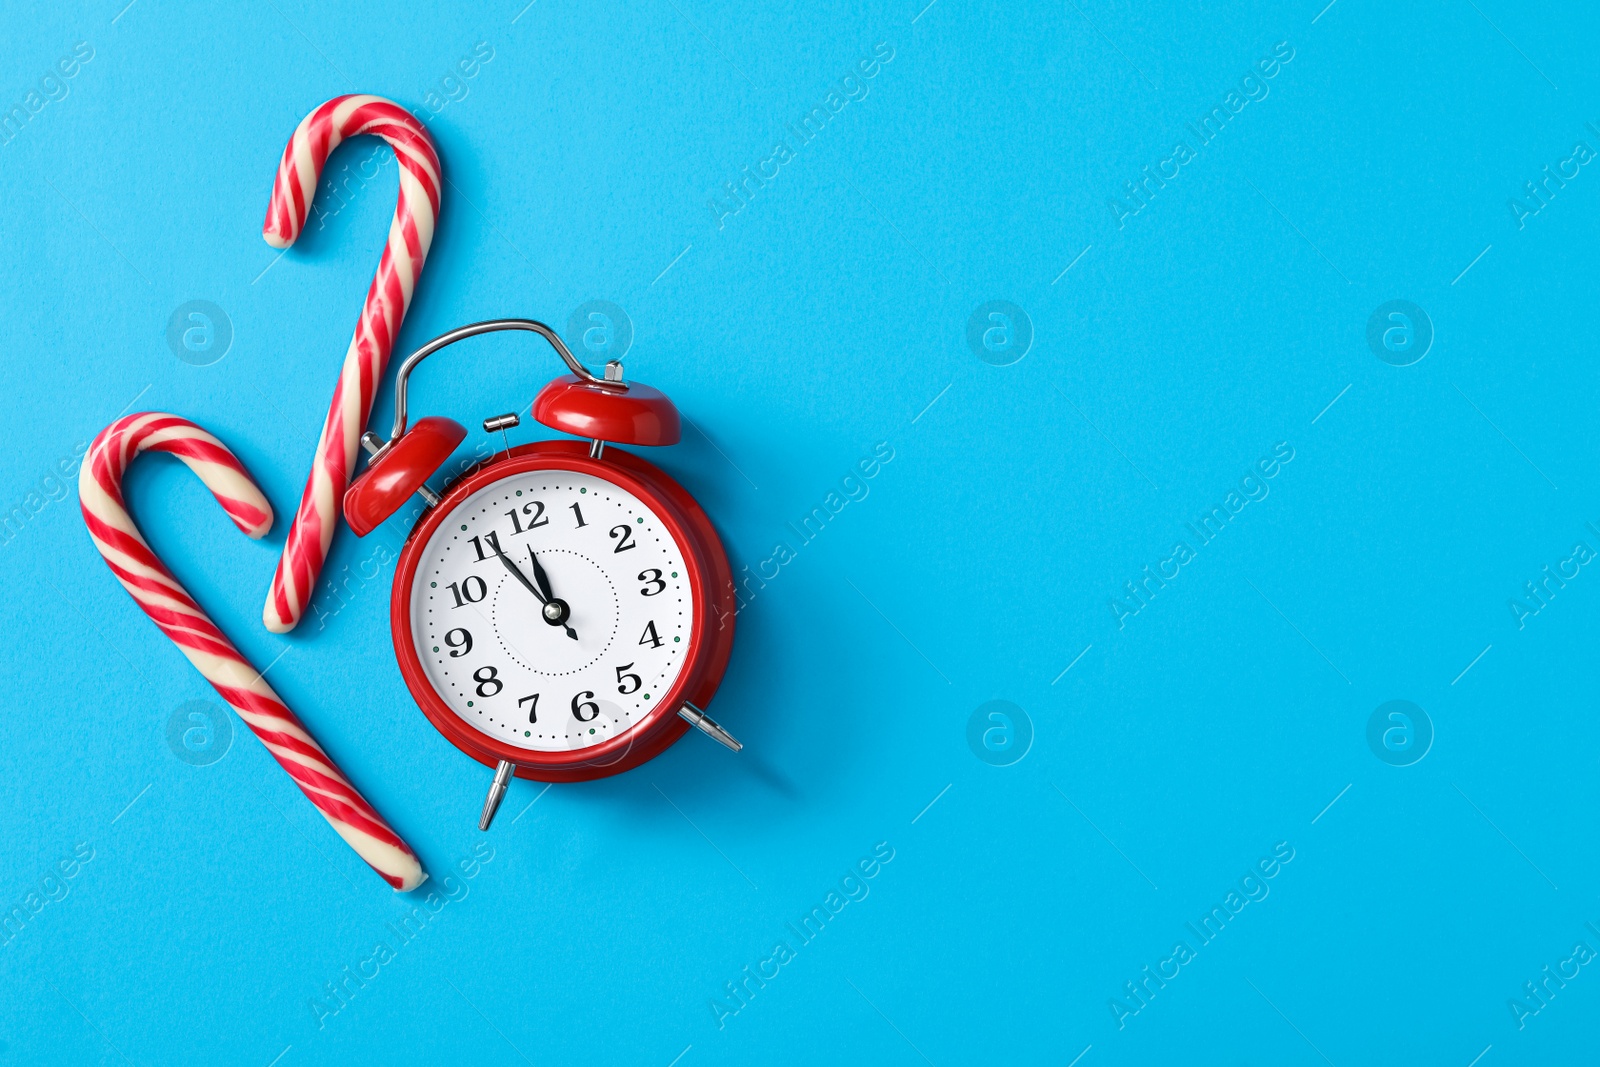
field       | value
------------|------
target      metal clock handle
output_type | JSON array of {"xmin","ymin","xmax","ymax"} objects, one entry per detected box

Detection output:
[{"xmin": 366, "ymin": 318, "xmax": 628, "ymax": 464}]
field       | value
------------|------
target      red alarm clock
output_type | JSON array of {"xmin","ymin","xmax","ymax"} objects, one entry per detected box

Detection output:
[{"xmin": 343, "ymin": 320, "xmax": 740, "ymax": 829}]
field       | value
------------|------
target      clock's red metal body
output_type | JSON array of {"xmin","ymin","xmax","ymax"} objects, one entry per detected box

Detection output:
[
  {"xmin": 388, "ymin": 439, "xmax": 736, "ymax": 782},
  {"xmin": 341, "ymin": 318, "xmax": 740, "ymax": 809}
]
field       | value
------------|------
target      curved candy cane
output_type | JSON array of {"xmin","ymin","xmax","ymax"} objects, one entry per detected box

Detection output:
[
  {"xmin": 261, "ymin": 94, "xmax": 442, "ymax": 633},
  {"xmin": 80, "ymin": 413, "xmax": 426, "ymax": 891}
]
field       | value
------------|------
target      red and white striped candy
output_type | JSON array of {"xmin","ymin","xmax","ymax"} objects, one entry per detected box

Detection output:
[
  {"xmin": 80, "ymin": 413, "xmax": 426, "ymax": 891},
  {"xmin": 261, "ymin": 94, "xmax": 442, "ymax": 633}
]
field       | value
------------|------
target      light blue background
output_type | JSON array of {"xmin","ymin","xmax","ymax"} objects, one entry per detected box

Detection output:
[{"xmin": 2, "ymin": 0, "xmax": 1598, "ymax": 1063}]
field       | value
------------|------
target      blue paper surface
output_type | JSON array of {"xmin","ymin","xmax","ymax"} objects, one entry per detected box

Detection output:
[{"xmin": 2, "ymin": 0, "xmax": 1599, "ymax": 1063}]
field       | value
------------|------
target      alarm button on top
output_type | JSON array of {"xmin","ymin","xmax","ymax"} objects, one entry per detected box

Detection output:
[{"xmin": 532, "ymin": 374, "xmax": 681, "ymax": 446}]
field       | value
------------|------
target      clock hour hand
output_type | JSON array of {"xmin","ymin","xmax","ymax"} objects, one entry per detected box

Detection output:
[
  {"xmin": 525, "ymin": 547, "xmax": 578, "ymax": 642},
  {"xmin": 486, "ymin": 532, "xmax": 578, "ymax": 640},
  {"xmin": 527, "ymin": 547, "xmax": 555, "ymax": 603}
]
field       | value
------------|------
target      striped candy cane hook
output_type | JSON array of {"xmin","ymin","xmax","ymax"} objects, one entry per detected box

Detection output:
[
  {"xmin": 261, "ymin": 94, "xmax": 442, "ymax": 633},
  {"xmin": 80, "ymin": 413, "xmax": 426, "ymax": 891}
]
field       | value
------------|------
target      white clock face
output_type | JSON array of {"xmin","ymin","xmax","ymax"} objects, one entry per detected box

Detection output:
[{"xmin": 409, "ymin": 467, "xmax": 695, "ymax": 753}]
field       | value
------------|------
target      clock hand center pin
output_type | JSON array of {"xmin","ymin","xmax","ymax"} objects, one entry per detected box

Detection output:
[{"xmin": 527, "ymin": 545, "xmax": 577, "ymax": 640}]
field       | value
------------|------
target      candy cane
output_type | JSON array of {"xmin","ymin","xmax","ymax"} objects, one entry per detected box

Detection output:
[
  {"xmin": 80, "ymin": 413, "xmax": 426, "ymax": 891},
  {"xmin": 260, "ymin": 94, "xmax": 442, "ymax": 633}
]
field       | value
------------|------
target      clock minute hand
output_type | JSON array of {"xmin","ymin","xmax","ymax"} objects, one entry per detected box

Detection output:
[{"xmin": 487, "ymin": 532, "xmax": 543, "ymax": 601}]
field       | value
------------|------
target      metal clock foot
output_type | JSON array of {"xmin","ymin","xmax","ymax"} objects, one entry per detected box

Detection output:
[
  {"xmin": 479, "ymin": 759, "xmax": 516, "ymax": 830},
  {"xmin": 678, "ymin": 701, "xmax": 742, "ymax": 752}
]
